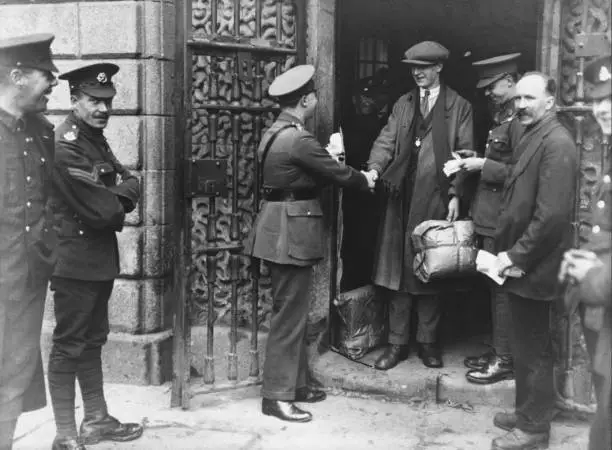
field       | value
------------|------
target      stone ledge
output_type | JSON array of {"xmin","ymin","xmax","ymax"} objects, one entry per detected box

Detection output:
[{"xmin": 41, "ymin": 326, "xmax": 174, "ymax": 385}]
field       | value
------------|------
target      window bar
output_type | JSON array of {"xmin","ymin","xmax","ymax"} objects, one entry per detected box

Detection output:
[{"xmin": 276, "ymin": 1, "xmax": 283, "ymax": 44}]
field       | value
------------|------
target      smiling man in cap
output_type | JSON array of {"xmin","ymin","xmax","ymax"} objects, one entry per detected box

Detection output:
[
  {"xmin": 363, "ymin": 41, "xmax": 475, "ymax": 371},
  {"xmin": 0, "ymin": 33, "xmax": 58, "ymax": 450},
  {"xmin": 459, "ymin": 53, "xmax": 523, "ymax": 386},
  {"xmin": 245, "ymin": 64, "xmax": 374, "ymax": 423},
  {"xmin": 47, "ymin": 63, "xmax": 141, "ymax": 449}
]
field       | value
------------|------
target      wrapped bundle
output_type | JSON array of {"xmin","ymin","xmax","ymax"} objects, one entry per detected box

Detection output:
[{"xmin": 411, "ymin": 220, "xmax": 478, "ymax": 283}]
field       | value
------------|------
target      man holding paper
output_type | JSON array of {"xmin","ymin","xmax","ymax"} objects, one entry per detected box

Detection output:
[
  {"xmin": 490, "ymin": 72, "xmax": 577, "ymax": 450},
  {"xmin": 363, "ymin": 41, "xmax": 474, "ymax": 370}
]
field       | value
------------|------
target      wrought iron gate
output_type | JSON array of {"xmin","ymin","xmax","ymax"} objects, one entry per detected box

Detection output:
[{"xmin": 172, "ymin": 0, "xmax": 306, "ymax": 409}]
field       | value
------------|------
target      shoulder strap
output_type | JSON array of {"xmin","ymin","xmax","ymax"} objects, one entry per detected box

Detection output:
[{"xmin": 258, "ymin": 124, "xmax": 296, "ymax": 190}]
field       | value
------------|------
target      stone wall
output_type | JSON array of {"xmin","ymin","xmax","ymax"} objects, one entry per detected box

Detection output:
[{"xmin": 0, "ymin": 0, "xmax": 177, "ymax": 384}]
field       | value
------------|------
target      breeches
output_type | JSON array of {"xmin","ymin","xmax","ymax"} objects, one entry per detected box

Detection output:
[{"xmin": 262, "ymin": 263, "xmax": 311, "ymax": 401}]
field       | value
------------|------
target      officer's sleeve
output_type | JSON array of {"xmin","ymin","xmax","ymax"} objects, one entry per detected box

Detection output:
[
  {"xmin": 366, "ymin": 98, "xmax": 403, "ymax": 175},
  {"xmin": 53, "ymin": 141, "xmax": 126, "ymax": 231},
  {"xmin": 292, "ymin": 134, "xmax": 369, "ymax": 190},
  {"xmin": 107, "ymin": 152, "xmax": 140, "ymax": 213},
  {"xmin": 480, "ymin": 159, "xmax": 512, "ymax": 184}
]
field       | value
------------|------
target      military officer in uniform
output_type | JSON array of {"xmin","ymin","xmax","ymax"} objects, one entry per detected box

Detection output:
[
  {"xmin": 48, "ymin": 64, "xmax": 142, "ymax": 449},
  {"xmin": 459, "ymin": 53, "xmax": 522, "ymax": 385},
  {"xmin": 559, "ymin": 55, "xmax": 611, "ymax": 450},
  {"xmin": 244, "ymin": 65, "xmax": 374, "ymax": 423},
  {"xmin": 0, "ymin": 34, "xmax": 58, "ymax": 450}
]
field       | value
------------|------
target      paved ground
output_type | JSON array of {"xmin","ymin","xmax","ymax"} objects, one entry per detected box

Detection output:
[{"xmin": 14, "ymin": 382, "xmax": 590, "ymax": 450}]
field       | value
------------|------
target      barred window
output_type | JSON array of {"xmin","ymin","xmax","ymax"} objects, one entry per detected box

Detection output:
[{"xmin": 356, "ymin": 37, "xmax": 389, "ymax": 80}]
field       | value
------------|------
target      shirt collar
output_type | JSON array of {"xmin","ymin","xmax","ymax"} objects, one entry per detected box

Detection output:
[
  {"xmin": 420, "ymin": 85, "xmax": 440, "ymax": 98},
  {"xmin": 0, "ymin": 107, "xmax": 26, "ymax": 132}
]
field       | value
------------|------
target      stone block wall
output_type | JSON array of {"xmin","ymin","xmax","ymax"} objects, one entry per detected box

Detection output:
[{"xmin": 0, "ymin": 0, "xmax": 177, "ymax": 384}]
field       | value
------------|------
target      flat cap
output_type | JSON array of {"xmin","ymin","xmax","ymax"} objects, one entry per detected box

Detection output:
[
  {"xmin": 0, "ymin": 33, "xmax": 58, "ymax": 73},
  {"xmin": 402, "ymin": 41, "xmax": 449, "ymax": 66},
  {"xmin": 584, "ymin": 56, "xmax": 611, "ymax": 100},
  {"xmin": 472, "ymin": 53, "xmax": 521, "ymax": 89},
  {"xmin": 59, "ymin": 63, "xmax": 119, "ymax": 99},
  {"xmin": 269, "ymin": 64, "xmax": 315, "ymax": 98}
]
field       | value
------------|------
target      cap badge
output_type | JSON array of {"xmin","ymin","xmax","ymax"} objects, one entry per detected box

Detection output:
[
  {"xmin": 599, "ymin": 65, "xmax": 611, "ymax": 82},
  {"xmin": 97, "ymin": 72, "xmax": 108, "ymax": 83},
  {"xmin": 63, "ymin": 131, "xmax": 77, "ymax": 142}
]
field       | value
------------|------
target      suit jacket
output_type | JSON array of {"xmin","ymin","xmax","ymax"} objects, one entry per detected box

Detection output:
[
  {"xmin": 365, "ymin": 86, "xmax": 474, "ymax": 290},
  {"xmin": 244, "ymin": 112, "xmax": 368, "ymax": 266},
  {"xmin": 495, "ymin": 113, "xmax": 577, "ymax": 300},
  {"xmin": 50, "ymin": 112, "xmax": 140, "ymax": 280}
]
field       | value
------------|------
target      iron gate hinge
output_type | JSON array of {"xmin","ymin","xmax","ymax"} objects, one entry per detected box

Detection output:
[{"xmin": 184, "ymin": 158, "xmax": 229, "ymax": 198}]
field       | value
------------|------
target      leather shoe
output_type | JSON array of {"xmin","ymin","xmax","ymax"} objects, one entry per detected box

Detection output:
[
  {"xmin": 417, "ymin": 343, "xmax": 443, "ymax": 368},
  {"xmin": 464, "ymin": 349, "xmax": 496, "ymax": 370},
  {"xmin": 52, "ymin": 436, "xmax": 86, "ymax": 450},
  {"xmin": 80, "ymin": 413, "xmax": 143, "ymax": 444},
  {"xmin": 262, "ymin": 398, "xmax": 312, "ymax": 422},
  {"xmin": 493, "ymin": 412, "xmax": 517, "ymax": 431},
  {"xmin": 374, "ymin": 345, "xmax": 410, "ymax": 370},
  {"xmin": 491, "ymin": 429, "xmax": 549, "ymax": 449},
  {"xmin": 295, "ymin": 387, "xmax": 327, "ymax": 403},
  {"xmin": 466, "ymin": 355, "xmax": 514, "ymax": 385}
]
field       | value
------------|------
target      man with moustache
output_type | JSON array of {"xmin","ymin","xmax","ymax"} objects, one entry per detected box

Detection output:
[
  {"xmin": 558, "ymin": 55, "xmax": 611, "ymax": 450},
  {"xmin": 363, "ymin": 41, "xmax": 474, "ymax": 370},
  {"xmin": 458, "ymin": 53, "xmax": 522, "ymax": 385},
  {"xmin": 47, "ymin": 64, "xmax": 142, "ymax": 449},
  {"xmin": 491, "ymin": 72, "xmax": 577, "ymax": 450},
  {"xmin": 0, "ymin": 34, "xmax": 58, "ymax": 450}
]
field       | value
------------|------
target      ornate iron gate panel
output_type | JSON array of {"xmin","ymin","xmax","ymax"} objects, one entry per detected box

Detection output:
[{"xmin": 172, "ymin": 0, "xmax": 305, "ymax": 409}]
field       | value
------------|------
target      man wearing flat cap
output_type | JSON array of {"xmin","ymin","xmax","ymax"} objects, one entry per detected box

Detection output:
[
  {"xmin": 47, "ymin": 63, "xmax": 142, "ymax": 449},
  {"xmin": 559, "ymin": 55, "xmax": 611, "ymax": 450},
  {"xmin": 460, "ymin": 53, "xmax": 523, "ymax": 385},
  {"xmin": 0, "ymin": 33, "xmax": 58, "ymax": 449},
  {"xmin": 363, "ymin": 40, "xmax": 475, "ymax": 370},
  {"xmin": 245, "ymin": 64, "xmax": 375, "ymax": 423}
]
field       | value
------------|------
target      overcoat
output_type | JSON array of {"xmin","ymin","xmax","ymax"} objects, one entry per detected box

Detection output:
[
  {"xmin": 494, "ymin": 113, "xmax": 577, "ymax": 300},
  {"xmin": 50, "ymin": 112, "xmax": 140, "ymax": 281},
  {"xmin": 244, "ymin": 112, "xmax": 368, "ymax": 266},
  {"xmin": 366, "ymin": 86, "xmax": 474, "ymax": 291}
]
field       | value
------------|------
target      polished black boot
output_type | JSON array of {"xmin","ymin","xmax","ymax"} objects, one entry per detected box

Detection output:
[
  {"xmin": 417, "ymin": 343, "xmax": 443, "ymax": 368},
  {"xmin": 51, "ymin": 436, "xmax": 86, "ymax": 450},
  {"xmin": 466, "ymin": 355, "xmax": 514, "ymax": 384},
  {"xmin": 295, "ymin": 387, "xmax": 327, "ymax": 403},
  {"xmin": 80, "ymin": 413, "xmax": 143, "ymax": 444},
  {"xmin": 262, "ymin": 399, "xmax": 312, "ymax": 422},
  {"xmin": 374, "ymin": 344, "xmax": 410, "ymax": 370},
  {"xmin": 464, "ymin": 349, "xmax": 496, "ymax": 370}
]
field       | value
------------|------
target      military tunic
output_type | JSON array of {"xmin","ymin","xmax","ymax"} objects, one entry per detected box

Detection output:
[
  {"xmin": 0, "ymin": 108, "xmax": 56, "ymax": 420},
  {"xmin": 245, "ymin": 111, "xmax": 368, "ymax": 400}
]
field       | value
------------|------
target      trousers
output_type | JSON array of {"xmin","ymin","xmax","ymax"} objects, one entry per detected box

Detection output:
[
  {"xmin": 508, "ymin": 293, "xmax": 556, "ymax": 433},
  {"xmin": 261, "ymin": 263, "xmax": 311, "ymax": 401},
  {"xmin": 387, "ymin": 290, "xmax": 440, "ymax": 345}
]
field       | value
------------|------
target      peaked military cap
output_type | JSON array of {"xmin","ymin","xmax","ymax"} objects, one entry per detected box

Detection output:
[
  {"xmin": 473, "ymin": 53, "xmax": 521, "ymax": 89},
  {"xmin": 59, "ymin": 63, "xmax": 119, "ymax": 99},
  {"xmin": 269, "ymin": 64, "xmax": 315, "ymax": 99},
  {"xmin": 402, "ymin": 41, "xmax": 449, "ymax": 66},
  {"xmin": 0, "ymin": 33, "xmax": 58, "ymax": 72},
  {"xmin": 584, "ymin": 56, "xmax": 611, "ymax": 100},
  {"xmin": 357, "ymin": 67, "xmax": 390, "ymax": 97}
]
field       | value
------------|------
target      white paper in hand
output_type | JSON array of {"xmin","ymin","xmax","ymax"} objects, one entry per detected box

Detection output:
[
  {"xmin": 443, "ymin": 159, "xmax": 463, "ymax": 177},
  {"xmin": 476, "ymin": 250, "xmax": 506, "ymax": 285}
]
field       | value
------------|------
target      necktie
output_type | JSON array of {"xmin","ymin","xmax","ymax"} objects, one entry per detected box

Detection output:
[{"xmin": 421, "ymin": 89, "xmax": 430, "ymax": 117}]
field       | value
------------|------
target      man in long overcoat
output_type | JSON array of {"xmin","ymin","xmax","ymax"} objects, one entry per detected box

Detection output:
[
  {"xmin": 363, "ymin": 41, "xmax": 474, "ymax": 370},
  {"xmin": 0, "ymin": 34, "xmax": 58, "ymax": 449},
  {"xmin": 491, "ymin": 72, "xmax": 577, "ymax": 450}
]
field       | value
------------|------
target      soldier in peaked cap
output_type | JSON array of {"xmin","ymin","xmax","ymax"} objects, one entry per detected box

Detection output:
[
  {"xmin": 460, "ymin": 53, "xmax": 523, "ymax": 386},
  {"xmin": 244, "ymin": 64, "xmax": 374, "ymax": 423},
  {"xmin": 363, "ymin": 41, "xmax": 474, "ymax": 371},
  {"xmin": 0, "ymin": 33, "xmax": 58, "ymax": 450},
  {"xmin": 47, "ymin": 63, "xmax": 142, "ymax": 449},
  {"xmin": 560, "ymin": 55, "xmax": 611, "ymax": 450}
]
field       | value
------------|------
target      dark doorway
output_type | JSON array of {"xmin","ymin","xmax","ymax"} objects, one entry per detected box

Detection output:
[{"xmin": 334, "ymin": 0, "xmax": 540, "ymax": 347}]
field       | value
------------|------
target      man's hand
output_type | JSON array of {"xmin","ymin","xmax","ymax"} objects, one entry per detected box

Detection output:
[
  {"xmin": 454, "ymin": 149, "xmax": 478, "ymax": 158},
  {"xmin": 460, "ymin": 157, "xmax": 486, "ymax": 173},
  {"xmin": 361, "ymin": 170, "xmax": 377, "ymax": 190},
  {"xmin": 496, "ymin": 251, "xmax": 514, "ymax": 277},
  {"xmin": 559, "ymin": 249, "xmax": 602, "ymax": 284},
  {"xmin": 446, "ymin": 196, "xmax": 459, "ymax": 221}
]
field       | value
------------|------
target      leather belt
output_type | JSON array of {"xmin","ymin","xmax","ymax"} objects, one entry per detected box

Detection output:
[{"xmin": 263, "ymin": 188, "xmax": 318, "ymax": 202}]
